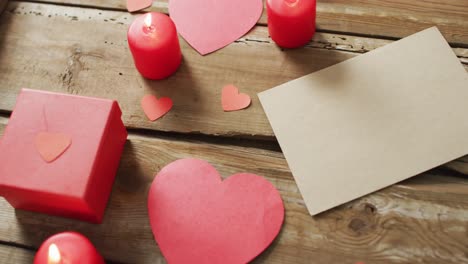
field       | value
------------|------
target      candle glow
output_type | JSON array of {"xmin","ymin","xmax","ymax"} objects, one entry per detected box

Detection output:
[
  {"xmin": 34, "ymin": 232, "xmax": 105, "ymax": 264},
  {"xmin": 144, "ymin": 14, "xmax": 152, "ymax": 28},
  {"xmin": 48, "ymin": 244, "xmax": 61, "ymax": 264}
]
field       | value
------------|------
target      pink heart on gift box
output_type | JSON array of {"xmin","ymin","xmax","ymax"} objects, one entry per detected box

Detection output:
[
  {"xmin": 148, "ymin": 158, "xmax": 284, "ymax": 264},
  {"xmin": 35, "ymin": 132, "xmax": 72, "ymax": 163},
  {"xmin": 169, "ymin": 0, "xmax": 263, "ymax": 55}
]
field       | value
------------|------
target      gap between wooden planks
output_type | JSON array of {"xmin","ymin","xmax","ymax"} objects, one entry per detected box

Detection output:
[
  {"xmin": 0, "ymin": 244, "xmax": 34, "ymax": 264},
  {"xmin": 0, "ymin": 2, "xmax": 467, "ymax": 139},
  {"xmin": 18, "ymin": 0, "xmax": 468, "ymax": 45},
  {"xmin": 0, "ymin": 116, "xmax": 468, "ymax": 264}
]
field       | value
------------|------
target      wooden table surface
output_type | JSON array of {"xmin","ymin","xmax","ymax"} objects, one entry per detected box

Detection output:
[{"xmin": 0, "ymin": 0, "xmax": 467, "ymax": 263}]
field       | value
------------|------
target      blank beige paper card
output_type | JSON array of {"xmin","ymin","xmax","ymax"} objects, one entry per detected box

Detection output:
[{"xmin": 259, "ymin": 27, "xmax": 468, "ymax": 215}]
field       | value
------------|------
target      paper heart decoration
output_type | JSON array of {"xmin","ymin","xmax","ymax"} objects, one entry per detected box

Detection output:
[
  {"xmin": 169, "ymin": 0, "xmax": 263, "ymax": 55},
  {"xmin": 141, "ymin": 95, "xmax": 173, "ymax": 121},
  {"xmin": 127, "ymin": 0, "xmax": 152, "ymax": 12},
  {"xmin": 35, "ymin": 132, "xmax": 72, "ymax": 163},
  {"xmin": 222, "ymin": 84, "xmax": 251, "ymax": 111},
  {"xmin": 148, "ymin": 159, "xmax": 284, "ymax": 264}
]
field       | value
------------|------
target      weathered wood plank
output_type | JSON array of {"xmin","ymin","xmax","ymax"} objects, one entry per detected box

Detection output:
[
  {"xmin": 1, "ymin": 2, "xmax": 467, "ymax": 139},
  {"xmin": 0, "ymin": 2, "xmax": 344, "ymax": 138},
  {"xmin": 0, "ymin": 116, "xmax": 467, "ymax": 263},
  {"xmin": 25, "ymin": 0, "xmax": 468, "ymax": 45},
  {"xmin": 316, "ymin": 0, "xmax": 468, "ymax": 45},
  {"xmin": 0, "ymin": 244, "xmax": 34, "ymax": 264}
]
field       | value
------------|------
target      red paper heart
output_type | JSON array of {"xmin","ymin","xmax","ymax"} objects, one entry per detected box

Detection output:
[
  {"xmin": 141, "ymin": 95, "xmax": 173, "ymax": 121},
  {"xmin": 148, "ymin": 159, "xmax": 284, "ymax": 264},
  {"xmin": 169, "ymin": 0, "xmax": 263, "ymax": 55},
  {"xmin": 222, "ymin": 84, "xmax": 251, "ymax": 111},
  {"xmin": 127, "ymin": 0, "xmax": 152, "ymax": 12},
  {"xmin": 35, "ymin": 132, "xmax": 72, "ymax": 163}
]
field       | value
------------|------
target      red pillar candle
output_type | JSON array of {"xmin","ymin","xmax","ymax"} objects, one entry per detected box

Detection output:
[
  {"xmin": 128, "ymin": 12, "xmax": 182, "ymax": 80},
  {"xmin": 267, "ymin": 0, "xmax": 316, "ymax": 48},
  {"xmin": 34, "ymin": 232, "xmax": 105, "ymax": 264}
]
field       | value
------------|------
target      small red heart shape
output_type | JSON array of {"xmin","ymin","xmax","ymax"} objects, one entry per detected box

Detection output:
[
  {"xmin": 141, "ymin": 95, "xmax": 173, "ymax": 121},
  {"xmin": 148, "ymin": 159, "xmax": 284, "ymax": 264},
  {"xmin": 127, "ymin": 0, "xmax": 152, "ymax": 12},
  {"xmin": 35, "ymin": 132, "xmax": 72, "ymax": 163},
  {"xmin": 222, "ymin": 85, "xmax": 251, "ymax": 111}
]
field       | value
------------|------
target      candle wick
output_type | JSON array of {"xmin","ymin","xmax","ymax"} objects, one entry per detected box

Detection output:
[
  {"xmin": 143, "ymin": 24, "xmax": 156, "ymax": 34},
  {"xmin": 143, "ymin": 14, "xmax": 155, "ymax": 32}
]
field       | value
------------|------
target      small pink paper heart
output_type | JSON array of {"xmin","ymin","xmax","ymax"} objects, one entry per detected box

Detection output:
[
  {"xmin": 127, "ymin": 0, "xmax": 152, "ymax": 12},
  {"xmin": 222, "ymin": 85, "xmax": 251, "ymax": 111},
  {"xmin": 141, "ymin": 95, "xmax": 173, "ymax": 121},
  {"xmin": 169, "ymin": 0, "xmax": 263, "ymax": 55},
  {"xmin": 35, "ymin": 132, "xmax": 72, "ymax": 163}
]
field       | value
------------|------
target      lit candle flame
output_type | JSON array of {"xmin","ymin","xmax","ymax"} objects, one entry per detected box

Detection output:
[
  {"xmin": 48, "ymin": 244, "xmax": 61, "ymax": 264},
  {"xmin": 144, "ymin": 14, "xmax": 152, "ymax": 28}
]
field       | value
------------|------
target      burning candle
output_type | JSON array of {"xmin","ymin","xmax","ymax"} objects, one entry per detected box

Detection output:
[
  {"xmin": 34, "ymin": 232, "xmax": 105, "ymax": 264},
  {"xmin": 128, "ymin": 12, "xmax": 182, "ymax": 80},
  {"xmin": 267, "ymin": 0, "xmax": 316, "ymax": 48},
  {"xmin": 48, "ymin": 244, "xmax": 61, "ymax": 264}
]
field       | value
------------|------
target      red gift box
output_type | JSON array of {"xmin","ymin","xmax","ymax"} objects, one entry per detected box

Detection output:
[{"xmin": 0, "ymin": 89, "xmax": 127, "ymax": 223}]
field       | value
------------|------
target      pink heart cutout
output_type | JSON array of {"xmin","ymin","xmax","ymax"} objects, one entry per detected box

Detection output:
[
  {"xmin": 127, "ymin": 0, "xmax": 152, "ymax": 12},
  {"xmin": 141, "ymin": 95, "xmax": 173, "ymax": 121},
  {"xmin": 169, "ymin": 0, "xmax": 263, "ymax": 55},
  {"xmin": 148, "ymin": 159, "xmax": 284, "ymax": 264},
  {"xmin": 35, "ymin": 132, "xmax": 72, "ymax": 163},
  {"xmin": 222, "ymin": 84, "xmax": 251, "ymax": 111}
]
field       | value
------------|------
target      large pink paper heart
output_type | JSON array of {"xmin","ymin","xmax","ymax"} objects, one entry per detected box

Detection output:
[
  {"xmin": 148, "ymin": 159, "xmax": 284, "ymax": 264},
  {"xmin": 169, "ymin": 0, "xmax": 263, "ymax": 55},
  {"xmin": 127, "ymin": 0, "xmax": 152, "ymax": 12}
]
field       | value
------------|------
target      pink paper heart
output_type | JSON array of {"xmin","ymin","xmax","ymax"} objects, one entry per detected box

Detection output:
[
  {"xmin": 35, "ymin": 132, "xmax": 72, "ymax": 163},
  {"xmin": 169, "ymin": 0, "xmax": 263, "ymax": 55},
  {"xmin": 222, "ymin": 84, "xmax": 251, "ymax": 111},
  {"xmin": 148, "ymin": 159, "xmax": 284, "ymax": 264},
  {"xmin": 127, "ymin": 0, "xmax": 152, "ymax": 12},
  {"xmin": 141, "ymin": 95, "xmax": 173, "ymax": 121}
]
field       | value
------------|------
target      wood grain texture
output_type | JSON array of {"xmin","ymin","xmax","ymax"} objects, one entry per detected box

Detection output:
[
  {"xmin": 26, "ymin": 0, "xmax": 468, "ymax": 45},
  {"xmin": 0, "ymin": 116, "xmax": 467, "ymax": 263},
  {"xmin": 0, "ymin": 244, "xmax": 34, "ymax": 264},
  {"xmin": 0, "ymin": 2, "xmax": 467, "ymax": 139}
]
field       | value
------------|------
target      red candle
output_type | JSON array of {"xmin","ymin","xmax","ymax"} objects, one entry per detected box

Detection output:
[
  {"xmin": 34, "ymin": 232, "xmax": 105, "ymax": 264},
  {"xmin": 267, "ymin": 0, "xmax": 316, "ymax": 48},
  {"xmin": 128, "ymin": 12, "xmax": 182, "ymax": 80}
]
